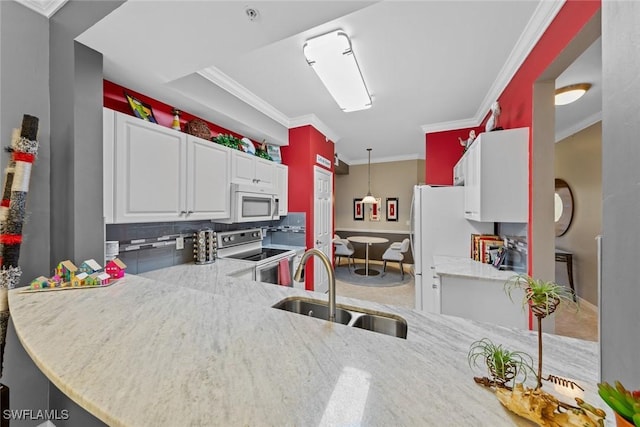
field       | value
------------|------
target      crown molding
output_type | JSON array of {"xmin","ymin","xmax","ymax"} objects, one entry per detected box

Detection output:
[
  {"xmin": 198, "ymin": 67, "xmax": 290, "ymax": 127},
  {"xmin": 474, "ymin": 0, "xmax": 565, "ymax": 123},
  {"xmin": 555, "ymin": 111, "xmax": 601, "ymax": 142},
  {"xmin": 16, "ymin": 0, "xmax": 68, "ymax": 17},
  {"xmin": 288, "ymin": 114, "xmax": 341, "ymax": 143},
  {"xmin": 420, "ymin": 0, "xmax": 565, "ymax": 134},
  {"xmin": 347, "ymin": 153, "xmax": 423, "ymax": 166},
  {"xmin": 420, "ymin": 118, "xmax": 479, "ymax": 134},
  {"xmin": 198, "ymin": 66, "xmax": 342, "ymax": 143}
]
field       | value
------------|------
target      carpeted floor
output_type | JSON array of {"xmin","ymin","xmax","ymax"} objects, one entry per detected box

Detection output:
[{"xmin": 333, "ymin": 262, "xmax": 412, "ymax": 287}]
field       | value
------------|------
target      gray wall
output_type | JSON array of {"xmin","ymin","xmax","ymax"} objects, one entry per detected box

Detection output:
[
  {"xmin": 0, "ymin": 2, "xmax": 51, "ymax": 425},
  {"xmin": 48, "ymin": 2, "xmax": 124, "ymax": 424},
  {"xmin": 601, "ymin": 1, "xmax": 640, "ymax": 386},
  {"xmin": 50, "ymin": 0, "xmax": 124, "ymax": 266}
]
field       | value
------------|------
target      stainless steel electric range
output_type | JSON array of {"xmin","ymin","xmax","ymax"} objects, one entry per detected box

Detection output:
[{"xmin": 216, "ymin": 228, "xmax": 296, "ymax": 286}]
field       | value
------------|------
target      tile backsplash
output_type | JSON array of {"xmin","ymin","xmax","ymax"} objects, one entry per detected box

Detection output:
[{"xmin": 106, "ymin": 213, "xmax": 306, "ymax": 274}]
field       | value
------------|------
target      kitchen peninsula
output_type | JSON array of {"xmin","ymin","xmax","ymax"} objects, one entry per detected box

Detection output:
[{"xmin": 9, "ymin": 260, "xmax": 606, "ymax": 426}]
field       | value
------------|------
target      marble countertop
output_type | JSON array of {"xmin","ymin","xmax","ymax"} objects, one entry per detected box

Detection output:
[
  {"xmin": 9, "ymin": 259, "xmax": 610, "ymax": 426},
  {"xmin": 434, "ymin": 255, "xmax": 518, "ymax": 281}
]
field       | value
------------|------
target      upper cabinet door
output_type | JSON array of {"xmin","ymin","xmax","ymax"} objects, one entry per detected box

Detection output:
[
  {"xmin": 231, "ymin": 151, "xmax": 257, "ymax": 186},
  {"xmin": 231, "ymin": 150, "xmax": 276, "ymax": 188},
  {"xmin": 186, "ymin": 136, "xmax": 231, "ymax": 220},
  {"xmin": 103, "ymin": 108, "xmax": 115, "ymax": 224},
  {"xmin": 114, "ymin": 113, "xmax": 186, "ymax": 223},
  {"xmin": 464, "ymin": 128, "xmax": 528, "ymax": 223},
  {"xmin": 254, "ymin": 157, "xmax": 275, "ymax": 187}
]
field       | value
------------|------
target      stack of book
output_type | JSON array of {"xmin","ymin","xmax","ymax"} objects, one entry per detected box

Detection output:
[{"xmin": 471, "ymin": 234, "xmax": 505, "ymax": 264}]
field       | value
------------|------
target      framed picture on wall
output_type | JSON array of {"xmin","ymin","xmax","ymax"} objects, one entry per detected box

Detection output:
[
  {"xmin": 386, "ymin": 198, "xmax": 398, "ymax": 221},
  {"xmin": 370, "ymin": 198, "xmax": 382, "ymax": 221},
  {"xmin": 124, "ymin": 92, "xmax": 157, "ymax": 123},
  {"xmin": 353, "ymin": 199, "xmax": 364, "ymax": 221}
]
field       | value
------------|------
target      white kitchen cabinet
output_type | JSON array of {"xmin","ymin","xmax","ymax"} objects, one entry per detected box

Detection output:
[
  {"xmin": 185, "ymin": 135, "xmax": 231, "ymax": 220},
  {"xmin": 275, "ymin": 164, "xmax": 288, "ymax": 216},
  {"xmin": 439, "ymin": 274, "xmax": 530, "ymax": 330},
  {"xmin": 463, "ymin": 127, "xmax": 529, "ymax": 222},
  {"xmin": 103, "ymin": 108, "xmax": 115, "ymax": 224},
  {"xmin": 231, "ymin": 150, "xmax": 275, "ymax": 188},
  {"xmin": 453, "ymin": 155, "xmax": 465, "ymax": 186},
  {"xmin": 110, "ymin": 111, "xmax": 230, "ymax": 223},
  {"xmin": 433, "ymin": 255, "xmax": 554, "ymax": 332}
]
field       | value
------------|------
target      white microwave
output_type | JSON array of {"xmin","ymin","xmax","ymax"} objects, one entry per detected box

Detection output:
[{"xmin": 222, "ymin": 183, "xmax": 280, "ymax": 223}]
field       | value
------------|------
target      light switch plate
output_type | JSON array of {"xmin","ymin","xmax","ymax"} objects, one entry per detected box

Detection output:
[{"xmin": 176, "ymin": 236, "xmax": 184, "ymax": 250}]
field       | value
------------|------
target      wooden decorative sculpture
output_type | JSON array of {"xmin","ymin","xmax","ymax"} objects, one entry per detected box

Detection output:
[
  {"xmin": 468, "ymin": 274, "xmax": 606, "ymax": 427},
  {"xmin": 0, "ymin": 114, "xmax": 40, "ymax": 423}
]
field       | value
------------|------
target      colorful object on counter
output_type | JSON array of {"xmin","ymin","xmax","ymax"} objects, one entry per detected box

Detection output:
[
  {"xmin": 79, "ymin": 259, "xmax": 102, "ymax": 275},
  {"xmin": 598, "ymin": 381, "xmax": 640, "ymax": 426},
  {"xmin": 28, "ymin": 262, "xmax": 117, "ymax": 291},
  {"xmin": 30, "ymin": 276, "xmax": 49, "ymax": 290},
  {"xmin": 87, "ymin": 272, "xmax": 111, "ymax": 286},
  {"xmin": 56, "ymin": 260, "xmax": 78, "ymax": 282},
  {"xmin": 105, "ymin": 258, "xmax": 127, "ymax": 279},
  {"xmin": 71, "ymin": 272, "xmax": 88, "ymax": 287}
]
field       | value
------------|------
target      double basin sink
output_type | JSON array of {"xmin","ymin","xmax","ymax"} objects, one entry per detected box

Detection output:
[{"xmin": 273, "ymin": 296, "xmax": 408, "ymax": 339}]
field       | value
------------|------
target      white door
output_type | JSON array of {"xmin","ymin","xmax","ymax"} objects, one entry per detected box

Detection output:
[{"xmin": 313, "ymin": 166, "xmax": 333, "ymax": 294}]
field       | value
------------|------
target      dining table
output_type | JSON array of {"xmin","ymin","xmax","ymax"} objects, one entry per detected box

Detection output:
[{"xmin": 347, "ymin": 235, "xmax": 389, "ymax": 276}]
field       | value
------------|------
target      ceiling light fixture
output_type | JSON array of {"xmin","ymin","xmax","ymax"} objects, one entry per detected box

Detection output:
[
  {"xmin": 303, "ymin": 30, "xmax": 372, "ymax": 112},
  {"xmin": 554, "ymin": 83, "xmax": 591, "ymax": 106},
  {"xmin": 361, "ymin": 148, "xmax": 377, "ymax": 204}
]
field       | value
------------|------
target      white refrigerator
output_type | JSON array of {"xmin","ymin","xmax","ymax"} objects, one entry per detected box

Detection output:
[{"xmin": 411, "ymin": 185, "xmax": 493, "ymax": 313}]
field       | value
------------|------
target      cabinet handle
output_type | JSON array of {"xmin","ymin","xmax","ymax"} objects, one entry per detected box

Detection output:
[
  {"xmin": 180, "ymin": 211, "xmax": 186, "ymax": 216},
  {"xmin": 464, "ymin": 211, "xmax": 471, "ymax": 214},
  {"xmin": 186, "ymin": 211, "xmax": 193, "ymax": 216}
]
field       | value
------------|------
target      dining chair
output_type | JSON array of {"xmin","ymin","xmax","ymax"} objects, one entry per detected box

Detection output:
[
  {"xmin": 333, "ymin": 234, "xmax": 355, "ymax": 270},
  {"xmin": 382, "ymin": 238, "xmax": 410, "ymax": 279}
]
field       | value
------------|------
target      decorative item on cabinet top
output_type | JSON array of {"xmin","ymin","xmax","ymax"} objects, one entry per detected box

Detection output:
[
  {"xmin": 124, "ymin": 92, "xmax": 157, "ymax": 123},
  {"xmin": 184, "ymin": 118, "xmax": 211, "ymax": 139}
]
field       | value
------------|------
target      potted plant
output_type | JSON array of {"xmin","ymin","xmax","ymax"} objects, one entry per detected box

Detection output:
[
  {"xmin": 598, "ymin": 381, "xmax": 640, "ymax": 426},
  {"xmin": 504, "ymin": 273, "xmax": 578, "ymax": 317},
  {"xmin": 505, "ymin": 273, "xmax": 579, "ymax": 388},
  {"xmin": 467, "ymin": 338, "xmax": 534, "ymax": 388}
]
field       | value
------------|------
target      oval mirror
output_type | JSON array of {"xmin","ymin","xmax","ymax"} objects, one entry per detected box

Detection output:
[{"xmin": 555, "ymin": 179, "xmax": 574, "ymax": 236}]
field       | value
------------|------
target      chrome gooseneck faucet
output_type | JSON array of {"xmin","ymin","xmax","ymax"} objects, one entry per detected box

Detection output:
[{"xmin": 293, "ymin": 248, "xmax": 336, "ymax": 322}]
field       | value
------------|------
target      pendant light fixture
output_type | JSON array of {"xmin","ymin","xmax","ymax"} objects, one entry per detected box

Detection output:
[{"xmin": 361, "ymin": 148, "xmax": 377, "ymax": 204}]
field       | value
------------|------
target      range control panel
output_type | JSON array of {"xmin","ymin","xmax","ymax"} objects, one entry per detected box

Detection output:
[{"xmin": 216, "ymin": 228, "xmax": 262, "ymax": 249}]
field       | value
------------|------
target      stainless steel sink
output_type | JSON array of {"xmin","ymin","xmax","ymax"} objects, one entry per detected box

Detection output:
[
  {"xmin": 273, "ymin": 297, "xmax": 352, "ymax": 325},
  {"xmin": 352, "ymin": 313, "xmax": 408, "ymax": 339},
  {"xmin": 272, "ymin": 296, "xmax": 407, "ymax": 339}
]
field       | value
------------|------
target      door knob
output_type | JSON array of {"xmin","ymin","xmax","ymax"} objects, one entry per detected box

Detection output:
[{"xmin": 316, "ymin": 239, "xmax": 322, "ymax": 245}]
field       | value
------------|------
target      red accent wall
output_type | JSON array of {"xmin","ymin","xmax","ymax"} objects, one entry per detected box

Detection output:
[
  {"xmin": 104, "ymin": 80, "xmax": 258, "ymax": 147},
  {"xmin": 425, "ymin": 126, "xmax": 483, "ymax": 185},
  {"xmin": 281, "ymin": 125, "xmax": 334, "ymax": 290},
  {"xmin": 424, "ymin": 0, "xmax": 600, "ymax": 189}
]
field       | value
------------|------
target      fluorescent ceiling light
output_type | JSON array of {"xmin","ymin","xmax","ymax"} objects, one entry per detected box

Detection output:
[
  {"xmin": 303, "ymin": 30, "xmax": 372, "ymax": 112},
  {"xmin": 555, "ymin": 83, "xmax": 591, "ymax": 106}
]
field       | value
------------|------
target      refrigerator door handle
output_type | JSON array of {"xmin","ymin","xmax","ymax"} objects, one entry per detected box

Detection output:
[{"xmin": 409, "ymin": 189, "xmax": 416, "ymax": 260}]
